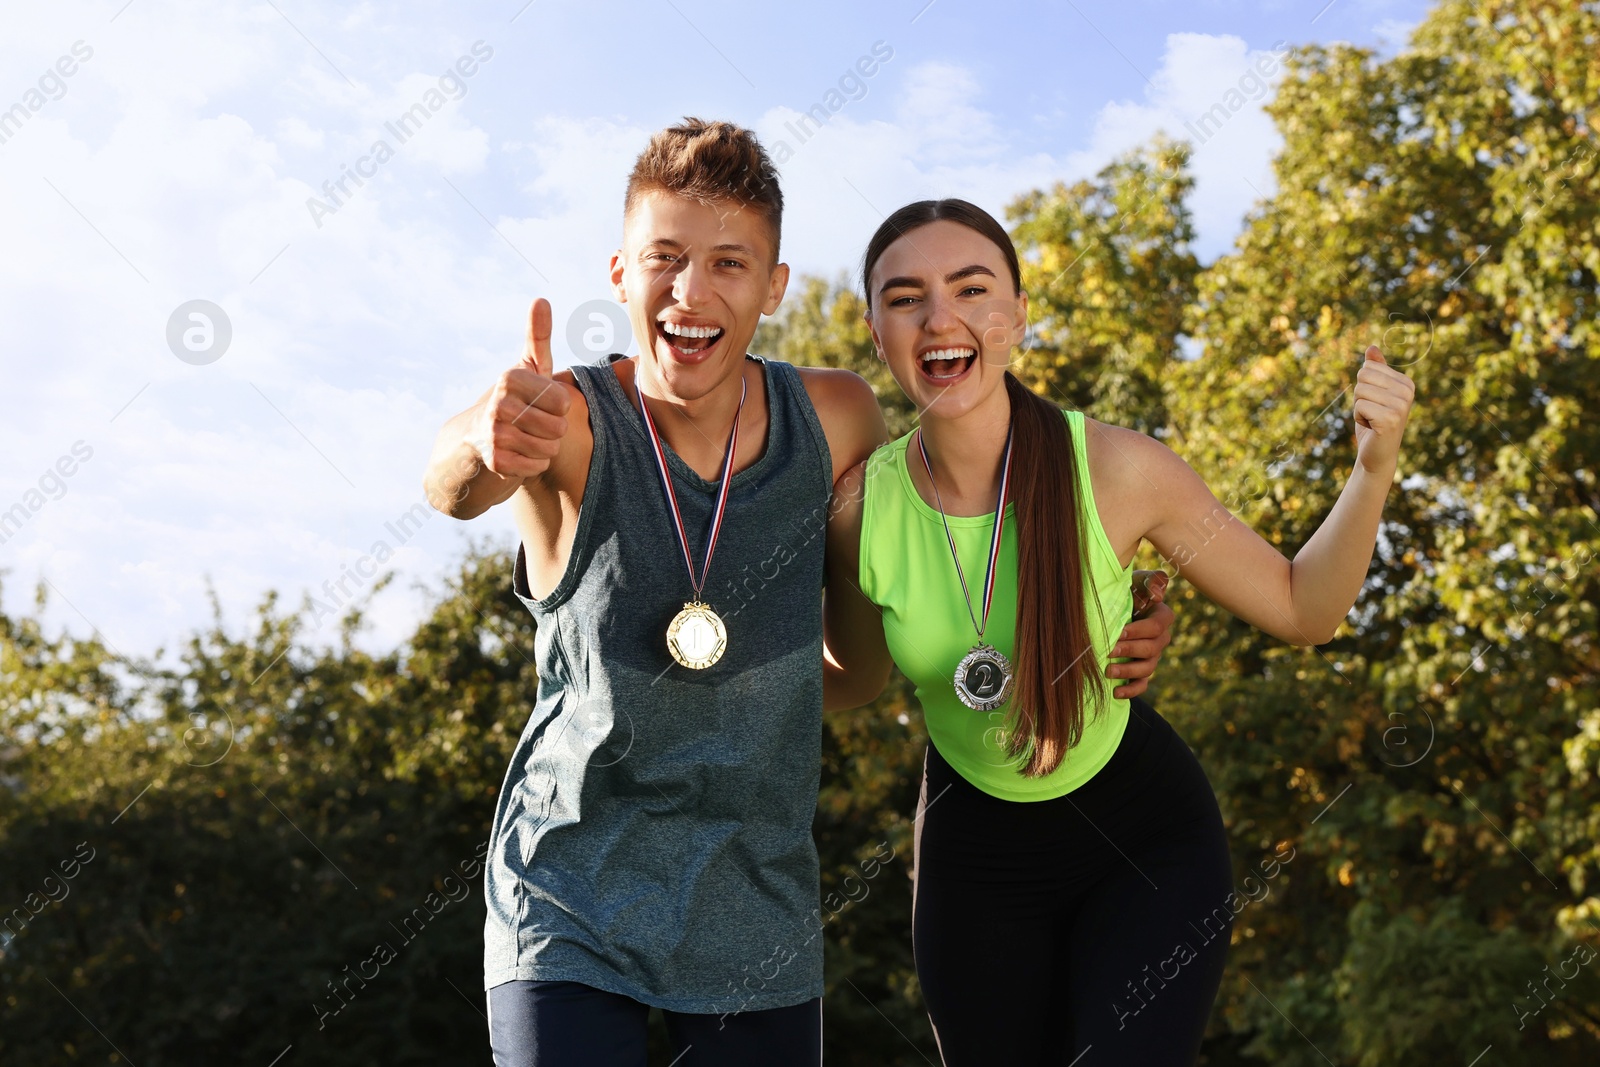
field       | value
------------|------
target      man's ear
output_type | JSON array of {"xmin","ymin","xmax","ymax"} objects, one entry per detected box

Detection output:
[
  {"xmin": 761, "ymin": 261, "xmax": 791, "ymax": 316},
  {"xmin": 609, "ymin": 250, "xmax": 627, "ymax": 302}
]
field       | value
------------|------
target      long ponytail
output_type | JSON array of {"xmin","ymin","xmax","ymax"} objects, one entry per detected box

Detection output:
[{"xmin": 1004, "ymin": 371, "xmax": 1105, "ymax": 776}]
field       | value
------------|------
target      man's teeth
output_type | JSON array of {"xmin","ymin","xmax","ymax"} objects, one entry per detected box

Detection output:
[
  {"xmin": 920, "ymin": 348, "xmax": 974, "ymax": 362},
  {"xmin": 662, "ymin": 322, "xmax": 723, "ymax": 339}
]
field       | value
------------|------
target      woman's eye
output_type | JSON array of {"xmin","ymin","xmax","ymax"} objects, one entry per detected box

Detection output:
[
  {"xmin": 960, "ymin": 285, "xmax": 987, "ymax": 296},
  {"xmin": 887, "ymin": 295, "xmax": 917, "ymax": 307}
]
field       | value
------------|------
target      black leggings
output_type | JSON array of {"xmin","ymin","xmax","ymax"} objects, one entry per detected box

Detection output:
[
  {"xmin": 487, "ymin": 980, "xmax": 821, "ymax": 1067},
  {"xmin": 912, "ymin": 697, "xmax": 1233, "ymax": 1066}
]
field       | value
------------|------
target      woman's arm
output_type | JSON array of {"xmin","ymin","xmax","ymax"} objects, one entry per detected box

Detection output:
[
  {"xmin": 1108, "ymin": 347, "xmax": 1415, "ymax": 646},
  {"xmin": 822, "ymin": 460, "xmax": 893, "ymax": 711}
]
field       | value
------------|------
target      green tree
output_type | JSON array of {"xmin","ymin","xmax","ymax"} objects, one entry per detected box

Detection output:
[
  {"xmin": 1009, "ymin": 136, "xmax": 1199, "ymax": 434},
  {"xmin": 0, "ymin": 551, "xmax": 530, "ymax": 1065},
  {"xmin": 1165, "ymin": 1, "xmax": 1600, "ymax": 1063}
]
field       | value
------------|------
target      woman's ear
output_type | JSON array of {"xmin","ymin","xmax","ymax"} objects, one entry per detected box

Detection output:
[{"xmin": 865, "ymin": 313, "xmax": 886, "ymax": 362}]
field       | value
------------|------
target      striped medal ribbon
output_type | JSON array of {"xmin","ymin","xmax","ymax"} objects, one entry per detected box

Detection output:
[
  {"xmin": 917, "ymin": 423, "xmax": 1017, "ymax": 712},
  {"xmin": 636, "ymin": 373, "xmax": 746, "ymax": 669}
]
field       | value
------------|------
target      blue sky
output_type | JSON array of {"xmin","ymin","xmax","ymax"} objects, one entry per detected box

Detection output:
[{"xmin": 0, "ymin": 0, "xmax": 1432, "ymax": 664}]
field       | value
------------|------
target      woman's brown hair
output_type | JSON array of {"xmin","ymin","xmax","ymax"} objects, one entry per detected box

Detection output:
[{"xmin": 861, "ymin": 199, "xmax": 1105, "ymax": 777}]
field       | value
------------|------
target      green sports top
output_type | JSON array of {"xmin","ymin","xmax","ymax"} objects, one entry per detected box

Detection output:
[{"xmin": 858, "ymin": 409, "xmax": 1135, "ymax": 802}]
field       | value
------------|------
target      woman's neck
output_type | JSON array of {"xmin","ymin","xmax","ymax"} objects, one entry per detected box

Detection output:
[{"xmin": 914, "ymin": 387, "xmax": 1014, "ymax": 515}]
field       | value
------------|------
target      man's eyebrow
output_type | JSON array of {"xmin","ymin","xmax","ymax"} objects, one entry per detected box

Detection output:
[
  {"xmin": 877, "ymin": 264, "xmax": 997, "ymax": 296},
  {"xmin": 640, "ymin": 239, "xmax": 757, "ymax": 256}
]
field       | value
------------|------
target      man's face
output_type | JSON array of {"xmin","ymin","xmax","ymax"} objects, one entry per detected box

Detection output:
[{"xmin": 611, "ymin": 190, "xmax": 789, "ymax": 401}]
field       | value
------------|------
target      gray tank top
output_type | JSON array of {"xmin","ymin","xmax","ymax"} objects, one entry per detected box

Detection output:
[{"xmin": 483, "ymin": 355, "xmax": 833, "ymax": 1013}]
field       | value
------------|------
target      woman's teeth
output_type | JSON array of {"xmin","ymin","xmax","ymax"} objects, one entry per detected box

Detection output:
[{"xmin": 920, "ymin": 348, "xmax": 976, "ymax": 380}]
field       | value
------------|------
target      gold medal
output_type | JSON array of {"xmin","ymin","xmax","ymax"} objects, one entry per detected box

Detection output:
[
  {"xmin": 636, "ymin": 374, "xmax": 746, "ymax": 672},
  {"xmin": 666, "ymin": 601, "xmax": 728, "ymax": 669}
]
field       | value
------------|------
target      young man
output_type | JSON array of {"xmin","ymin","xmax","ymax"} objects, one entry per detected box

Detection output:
[{"xmin": 422, "ymin": 117, "xmax": 1175, "ymax": 1067}]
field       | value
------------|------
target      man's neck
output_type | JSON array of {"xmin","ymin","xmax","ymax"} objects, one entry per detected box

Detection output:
[{"xmin": 632, "ymin": 354, "xmax": 753, "ymax": 475}]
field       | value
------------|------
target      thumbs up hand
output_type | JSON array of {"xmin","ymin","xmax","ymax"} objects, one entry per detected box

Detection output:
[
  {"xmin": 465, "ymin": 298, "xmax": 575, "ymax": 479},
  {"xmin": 1352, "ymin": 345, "xmax": 1416, "ymax": 475}
]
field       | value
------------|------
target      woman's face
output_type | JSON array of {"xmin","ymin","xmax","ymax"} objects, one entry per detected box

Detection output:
[{"xmin": 866, "ymin": 219, "xmax": 1027, "ymax": 420}]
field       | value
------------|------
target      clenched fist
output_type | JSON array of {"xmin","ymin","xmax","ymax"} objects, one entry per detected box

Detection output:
[
  {"xmin": 1353, "ymin": 345, "xmax": 1415, "ymax": 475},
  {"xmin": 465, "ymin": 298, "xmax": 575, "ymax": 479}
]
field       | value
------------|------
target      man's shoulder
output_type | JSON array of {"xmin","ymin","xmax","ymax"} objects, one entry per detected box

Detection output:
[
  {"xmin": 791, "ymin": 365, "xmax": 878, "ymax": 423},
  {"xmin": 790, "ymin": 366, "xmax": 886, "ymax": 478}
]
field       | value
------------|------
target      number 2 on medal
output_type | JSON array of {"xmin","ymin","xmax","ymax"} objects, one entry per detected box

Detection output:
[{"xmin": 970, "ymin": 663, "xmax": 996, "ymax": 696}]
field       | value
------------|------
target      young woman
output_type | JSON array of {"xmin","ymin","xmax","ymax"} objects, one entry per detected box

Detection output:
[{"xmin": 822, "ymin": 199, "xmax": 1415, "ymax": 1065}]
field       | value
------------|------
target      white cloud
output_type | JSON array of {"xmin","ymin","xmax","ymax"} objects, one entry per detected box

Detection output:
[{"xmin": 1062, "ymin": 32, "xmax": 1290, "ymax": 260}]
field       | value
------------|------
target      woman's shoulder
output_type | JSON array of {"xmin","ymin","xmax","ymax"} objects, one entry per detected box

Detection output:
[
  {"xmin": 863, "ymin": 426, "xmax": 912, "ymax": 470},
  {"xmin": 1079, "ymin": 415, "xmax": 1195, "ymax": 505}
]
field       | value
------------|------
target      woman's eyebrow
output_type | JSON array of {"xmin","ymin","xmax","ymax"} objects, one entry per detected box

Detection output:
[
  {"xmin": 877, "ymin": 264, "xmax": 996, "ymax": 297},
  {"xmin": 945, "ymin": 265, "xmax": 996, "ymax": 283}
]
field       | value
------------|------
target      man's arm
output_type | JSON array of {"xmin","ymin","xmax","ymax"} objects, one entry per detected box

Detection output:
[
  {"xmin": 822, "ymin": 459, "xmax": 893, "ymax": 711},
  {"xmin": 1110, "ymin": 570, "xmax": 1174, "ymax": 700},
  {"xmin": 796, "ymin": 367, "xmax": 890, "ymax": 485},
  {"xmin": 796, "ymin": 368, "xmax": 895, "ymax": 711},
  {"xmin": 424, "ymin": 299, "xmax": 574, "ymax": 520},
  {"xmin": 425, "ymin": 391, "xmax": 523, "ymax": 519}
]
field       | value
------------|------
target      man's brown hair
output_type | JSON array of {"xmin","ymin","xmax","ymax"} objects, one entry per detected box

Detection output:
[{"xmin": 624, "ymin": 117, "xmax": 784, "ymax": 261}]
